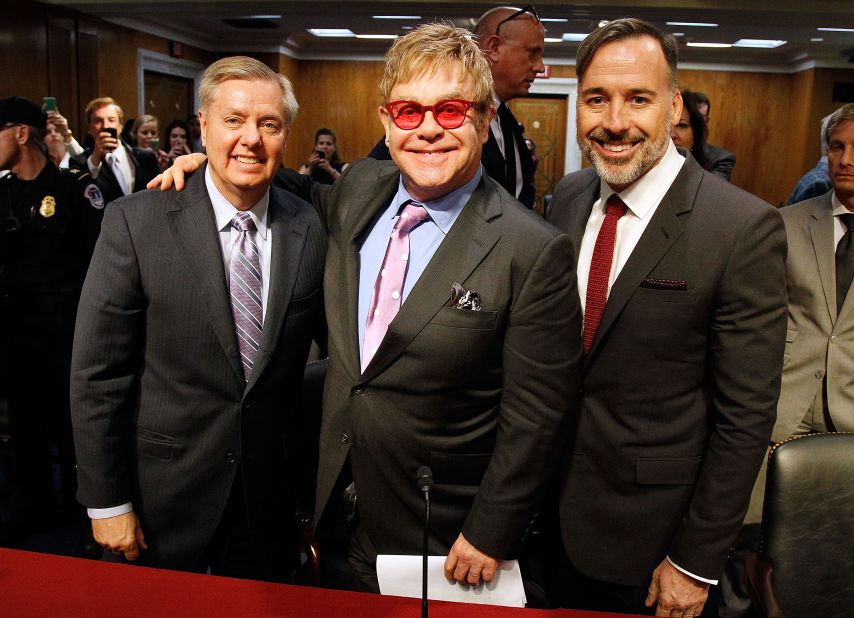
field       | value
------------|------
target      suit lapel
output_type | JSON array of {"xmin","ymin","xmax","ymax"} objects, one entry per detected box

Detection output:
[
  {"xmin": 568, "ymin": 178, "xmax": 599, "ymax": 254},
  {"xmin": 247, "ymin": 192, "xmax": 307, "ymax": 391},
  {"xmin": 339, "ymin": 167, "xmax": 401, "ymax": 381},
  {"xmin": 809, "ymin": 195, "xmax": 838, "ymax": 325},
  {"xmin": 360, "ymin": 178, "xmax": 501, "ymax": 382},
  {"xmin": 584, "ymin": 158, "xmax": 697, "ymax": 364},
  {"xmin": 167, "ymin": 164, "xmax": 244, "ymax": 385}
]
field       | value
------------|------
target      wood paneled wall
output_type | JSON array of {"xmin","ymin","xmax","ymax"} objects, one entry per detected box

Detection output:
[{"xmin": 5, "ymin": 0, "xmax": 853, "ymax": 206}]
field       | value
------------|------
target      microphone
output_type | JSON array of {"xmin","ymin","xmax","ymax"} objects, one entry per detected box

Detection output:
[{"xmin": 416, "ymin": 466, "xmax": 433, "ymax": 618}]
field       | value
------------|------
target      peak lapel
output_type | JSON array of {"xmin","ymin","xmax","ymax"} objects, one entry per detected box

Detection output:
[
  {"xmin": 360, "ymin": 179, "xmax": 501, "ymax": 382},
  {"xmin": 167, "ymin": 165, "xmax": 244, "ymax": 385}
]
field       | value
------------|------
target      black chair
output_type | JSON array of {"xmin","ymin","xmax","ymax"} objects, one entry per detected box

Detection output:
[{"xmin": 745, "ymin": 432, "xmax": 854, "ymax": 617}]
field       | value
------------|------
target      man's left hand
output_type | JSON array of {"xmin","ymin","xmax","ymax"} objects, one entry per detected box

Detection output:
[
  {"xmin": 645, "ymin": 559, "xmax": 710, "ymax": 617},
  {"xmin": 443, "ymin": 533, "xmax": 500, "ymax": 585}
]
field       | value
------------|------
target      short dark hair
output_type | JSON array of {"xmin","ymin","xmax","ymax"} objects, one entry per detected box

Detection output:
[
  {"xmin": 680, "ymin": 90, "xmax": 710, "ymax": 169},
  {"xmin": 825, "ymin": 103, "xmax": 854, "ymax": 151},
  {"xmin": 576, "ymin": 18, "xmax": 678, "ymax": 89},
  {"xmin": 693, "ymin": 91, "xmax": 710, "ymax": 110}
]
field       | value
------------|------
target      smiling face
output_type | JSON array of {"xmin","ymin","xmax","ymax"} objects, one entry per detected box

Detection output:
[
  {"xmin": 169, "ymin": 126, "xmax": 188, "ymax": 149},
  {"xmin": 577, "ymin": 35, "xmax": 681, "ymax": 192},
  {"xmin": 199, "ymin": 78, "xmax": 287, "ymax": 210},
  {"xmin": 379, "ymin": 62, "xmax": 490, "ymax": 203},
  {"xmin": 829, "ymin": 120, "xmax": 854, "ymax": 207}
]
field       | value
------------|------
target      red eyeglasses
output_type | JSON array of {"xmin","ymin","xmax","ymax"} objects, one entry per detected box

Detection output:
[{"xmin": 384, "ymin": 99, "xmax": 477, "ymax": 130}]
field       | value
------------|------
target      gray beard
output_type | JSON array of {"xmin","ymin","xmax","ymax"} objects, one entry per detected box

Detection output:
[{"xmin": 579, "ymin": 116, "xmax": 672, "ymax": 188}]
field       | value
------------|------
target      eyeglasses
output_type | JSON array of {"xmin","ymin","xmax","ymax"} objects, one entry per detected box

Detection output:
[
  {"xmin": 384, "ymin": 99, "xmax": 477, "ymax": 130},
  {"xmin": 495, "ymin": 5, "xmax": 540, "ymax": 36}
]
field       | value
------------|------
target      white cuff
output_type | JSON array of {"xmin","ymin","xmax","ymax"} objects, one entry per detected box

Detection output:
[
  {"xmin": 87, "ymin": 154, "xmax": 101, "ymax": 178},
  {"xmin": 88, "ymin": 502, "xmax": 133, "ymax": 519},
  {"xmin": 666, "ymin": 556, "xmax": 718, "ymax": 585},
  {"xmin": 67, "ymin": 137, "xmax": 83, "ymax": 157}
]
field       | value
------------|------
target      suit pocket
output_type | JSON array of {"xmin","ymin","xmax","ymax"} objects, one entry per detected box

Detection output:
[
  {"xmin": 431, "ymin": 307, "xmax": 498, "ymax": 330},
  {"xmin": 287, "ymin": 288, "xmax": 321, "ymax": 318},
  {"xmin": 430, "ymin": 451, "xmax": 493, "ymax": 485},
  {"xmin": 632, "ymin": 288, "xmax": 697, "ymax": 304},
  {"xmin": 636, "ymin": 457, "xmax": 702, "ymax": 485},
  {"xmin": 135, "ymin": 426, "xmax": 175, "ymax": 461}
]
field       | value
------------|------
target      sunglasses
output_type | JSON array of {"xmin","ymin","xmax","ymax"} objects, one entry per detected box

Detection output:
[
  {"xmin": 384, "ymin": 99, "xmax": 477, "ymax": 130},
  {"xmin": 495, "ymin": 5, "xmax": 540, "ymax": 36}
]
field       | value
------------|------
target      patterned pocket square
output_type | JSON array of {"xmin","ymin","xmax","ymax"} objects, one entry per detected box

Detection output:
[
  {"xmin": 640, "ymin": 277, "xmax": 688, "ymax": 291},
  {"xmin": 448, "ymin": 282, "xmax": 484, "ymax": 311}
]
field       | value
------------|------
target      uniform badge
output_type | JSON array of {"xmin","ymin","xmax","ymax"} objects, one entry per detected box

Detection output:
[
  {"xmin": 84, "ymin": 184, "xmax": 105, "ymax": 210},
  {"xmin": 39, "ymin": 195, "xmax": 56, "ymax": 218}
]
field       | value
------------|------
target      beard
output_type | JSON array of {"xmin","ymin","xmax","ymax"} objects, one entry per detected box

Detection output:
[{"xmin": 579, "ymin": 116, "xmax": 672, "ymax": 188}]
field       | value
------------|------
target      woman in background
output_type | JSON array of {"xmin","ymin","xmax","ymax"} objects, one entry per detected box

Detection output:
[
  {"xmin": 298, "ymin": 127, "xmax": 348, "ymax": 184},
  {"xmin": 670, "ymin": 89, "xmax": 710, "ymax": 170},
  {"xmin": 131, "ymin": 114, "xmax": 169, "ymax": 170},
  {"xmin": 163, "ymin": 119, "xmax": 192, "ymax": 166}
]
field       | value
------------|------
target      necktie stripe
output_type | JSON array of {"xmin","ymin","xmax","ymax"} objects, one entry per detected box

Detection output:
[
  {"xmin": 229, "ymin": 212, "xmax": 263, "ymax": 381},
  {"xmin": 231, "ymin": 271, "xmax": 263, "ymax": 304}
]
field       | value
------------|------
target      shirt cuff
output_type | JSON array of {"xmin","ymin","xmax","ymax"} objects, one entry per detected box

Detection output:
[
  {"xmin": 666, "ymin": 556, "xmax": 719, "ymax": 585},
  {"xmin": 87, "ymin": 155, "xmax": 101, "ymax": 178},
  {"xmin": 88, "ymin": 503, "xmax": 133, "ymax": 519},
  {"xmin": 67, "ymin": 137, "xmax": 83, "ymax": 157}
]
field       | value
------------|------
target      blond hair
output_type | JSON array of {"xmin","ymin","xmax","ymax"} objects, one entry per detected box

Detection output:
[
  {"xmin": 380, "ymin": 23, "xmax": 493, "ymax": 129},
  {"xmin": 198, "ymin": 56, "xmax": 298, "ymax": 127},
  {"xmin": 85, "ymin": 97, "xmax": 124, "ymax": 125}
]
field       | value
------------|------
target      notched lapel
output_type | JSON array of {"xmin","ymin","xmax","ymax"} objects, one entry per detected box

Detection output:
[
  {"xmin": 247, "ymin": 196, "xmax": 307, "ymax": 390},
  {"xmin": 360, "ymin": 181, "xmax": 501, "ymax": 382},
  {"xmin": 167, "ymin": 166, "xmax": 244, "ymax": 385},
  {"xmin": 809, "ymin": 197, "xmax": 837, "ymax": 324}
]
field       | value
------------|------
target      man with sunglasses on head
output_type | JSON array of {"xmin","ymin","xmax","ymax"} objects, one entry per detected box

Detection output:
[
  {"xmin": 368, "ymin": 6, "xmax": 544, "ymax": 209},
  {"xmin": 154, "ymin": 22, "xmax": 581, "ymax": 594}
]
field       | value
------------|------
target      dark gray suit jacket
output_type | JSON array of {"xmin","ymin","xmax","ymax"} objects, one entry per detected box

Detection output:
[
  {"xmin": 703, "ymin": 142, "xmax": 736, "ymax": 181},
  {"xmin": 547, "ymin": 153, "xmax": 787, "ymax": 585},
  {"xmin": 71, "ymin": 142, "xmax": 160, "ymax": 205},
  {"xmin": 70, "ymin": 165, "xmax": 326, "ymax": 572},
  {"xmin": 277, "ymin": 159, "xmax": 581, "ymax": 560}
]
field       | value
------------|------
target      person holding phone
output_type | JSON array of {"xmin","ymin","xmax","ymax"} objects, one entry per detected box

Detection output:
[
  {"xmin": 163, "ymin": 119, "xmax": 193, "ymax": 166},
  {"xmin": 130, "ymin": 114, "xmax": 170, "ymax": 171},
  {"xmin": 298, "ymin": 127, "xmax": 348, "ymax": 184},
  {"xmin": 70, "ymin": 97, "xmax": 159, "ymax": 206}
]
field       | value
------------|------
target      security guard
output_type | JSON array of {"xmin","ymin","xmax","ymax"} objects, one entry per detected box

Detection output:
[{"xmin": 0, "ymin": 96, "xmax": 103, "ymax": 537}]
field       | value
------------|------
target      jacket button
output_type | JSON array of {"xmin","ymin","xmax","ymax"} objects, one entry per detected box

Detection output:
[
  {"xmin": 339, "ymin": 433, "xmax": 350, "ymax": 445},
  {"xmin": 226, "ymin": 451, "xmax": 238, "ymax": 463},
  {"xmin": 815, "ymin": 370, "xmax": 825, "ymax": 379},
  {"xmin": 830, "ymin": 335, "xmax": 839, "ymax": 344},
  {"xmin": 353, "ymin": 388, "xmax": 364, "ymax": 395}
]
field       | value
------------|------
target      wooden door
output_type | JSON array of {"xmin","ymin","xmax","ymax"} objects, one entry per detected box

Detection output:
[
  {"xmin": 143, "ymin": 70, "xmax": 193, "ymax": 138},
  {"xmin": 509, "ymin": 95, "xmax": 568, "ymax": 214}
]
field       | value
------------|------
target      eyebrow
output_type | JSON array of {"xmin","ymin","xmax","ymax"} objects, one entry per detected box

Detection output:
[{"xmin": 580, "ymin": 87, "xmax": 658, "ymax": 97}]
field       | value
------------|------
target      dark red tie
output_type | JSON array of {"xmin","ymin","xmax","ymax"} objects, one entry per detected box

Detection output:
[{"xmin": 583, "ymin": 194, "xmax": 628, "ymax": 354}]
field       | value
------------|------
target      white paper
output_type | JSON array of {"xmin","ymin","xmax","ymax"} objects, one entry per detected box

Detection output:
[{"xmin": 376, "ymin": 555, "xmax": 527, "ymax": 607}]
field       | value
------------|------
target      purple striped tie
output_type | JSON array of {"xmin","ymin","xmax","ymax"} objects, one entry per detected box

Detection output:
[{"xmin": 230, "ymin": 212, "xmax": 263, "ymax": 381}]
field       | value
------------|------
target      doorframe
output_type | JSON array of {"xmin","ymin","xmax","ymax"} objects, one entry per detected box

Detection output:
[
  {"xmin": 137, "ymin": 49, "xmax": 205, "ymax": 117},
  {"xmin": 528, "ymin": 77, "xmax": 581, "ymax": 174}
]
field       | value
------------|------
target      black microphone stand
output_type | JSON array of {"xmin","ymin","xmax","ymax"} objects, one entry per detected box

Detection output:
[{"xmin": 417, "ymin": 466, "xmax": 433, "ymax": 618}]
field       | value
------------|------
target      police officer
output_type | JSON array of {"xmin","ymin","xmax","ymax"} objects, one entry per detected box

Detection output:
[{"xmin": 0, "ymin": 96, "xmax": 104, "ymax": 540}]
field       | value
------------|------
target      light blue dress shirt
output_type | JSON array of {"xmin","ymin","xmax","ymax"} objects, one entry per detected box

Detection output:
[{"xmin": 357, "ymin": 167, "xmax": 483, "ymax": 359}]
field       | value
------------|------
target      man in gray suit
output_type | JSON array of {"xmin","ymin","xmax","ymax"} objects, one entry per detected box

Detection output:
[
  {"xmin": 154, "ymin": 23, "xmax": 581, "ymax": 592},
  {"xmin": 546, "ymin": 19, "xmax": 786, "ymax": 616},
  {"xmin": 70, "ymin": 56, "xmax": 326, "ymax": 581}
]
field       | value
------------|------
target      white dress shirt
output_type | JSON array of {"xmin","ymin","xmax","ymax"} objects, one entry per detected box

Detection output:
[
  {"xmin": 832, "ymin": 192, "xmax": 854, "ymax": 246},
  {"xmin": 87, "ymin": 142, "xmax": 136, "ymax": 192}
]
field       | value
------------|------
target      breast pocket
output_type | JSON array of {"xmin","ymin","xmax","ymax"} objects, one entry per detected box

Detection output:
[{"xmin": 430, "ymin": 307, "xmax": 498, "ymax": 330}]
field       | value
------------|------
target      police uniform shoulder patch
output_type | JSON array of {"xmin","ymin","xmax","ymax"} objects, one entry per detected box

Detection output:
[{"xmin": 84, "ymin": 184, "xmax": 105, "ymax": 210}]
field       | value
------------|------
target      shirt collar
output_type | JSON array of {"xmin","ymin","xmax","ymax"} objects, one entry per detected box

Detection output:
[
  {"xmin": 599, "ymin": 140, "xmax": 685, "ymax": 220},
  {"xmin": 831, "ymin": 191, "xmax": 853, "ymax": 215},
  {"xmin": 206, "ymin": 165, "xmax": 270, "ymax": 239},
  {"xmin": 390, "ymin": 166, "xmax": 482, "ymax": 235}
]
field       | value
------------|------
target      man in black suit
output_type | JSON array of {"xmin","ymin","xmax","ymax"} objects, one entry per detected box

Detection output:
[
  {"xmin": 546, "ymin": 19, "xmax": 787, "ymax": 616},
  {"xmin": 71, "ymin": 97, "xmax": 159, "ymax": 205},
  {"xmin": 70, "ymin": 57, "xmax": 326, "ymax": 581},
  {"xmin": 694, "ymin": 91, "xmax": 736, "ymax": 181},
  {"xmin": 368, "ymin": 6, "xmax": 540, "ymax": 208}
]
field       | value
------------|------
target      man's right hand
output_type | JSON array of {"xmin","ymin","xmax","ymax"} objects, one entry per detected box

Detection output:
[
  {"xmin": 91, "ymin": 130, "xmax": 120, "ymax": 166},
  {"xmin": 91, "ymin": 511, "xmax": 147, "ymax": 561},
  {"xmin": 147, "ymin": 152, "xmax": 207, "ymax": 191}
]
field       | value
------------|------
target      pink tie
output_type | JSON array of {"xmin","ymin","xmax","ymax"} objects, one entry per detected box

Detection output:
[{"xmin": 362, "ymin": 201, "xmax": 430, "ymax": 372}]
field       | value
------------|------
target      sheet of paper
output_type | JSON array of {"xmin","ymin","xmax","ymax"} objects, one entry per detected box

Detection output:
[{"xmin": 376, "ymin": 555, "xmax": 527, "ymax": 607}]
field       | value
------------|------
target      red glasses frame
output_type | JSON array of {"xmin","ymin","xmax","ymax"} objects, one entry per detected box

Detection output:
[{"xmin": 384, "ymin": 99, "xmax": 477, "ymax": 130}]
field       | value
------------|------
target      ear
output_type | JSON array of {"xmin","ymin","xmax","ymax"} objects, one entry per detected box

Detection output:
[
  {"xmin": 481, "ymin": 104, "xmax": 496, "ymax": 145},
  {"xmin": 377, "ymin": 105, "xmax": 392, "ymax": 146},
  {"xmin": 198, "ymin": 110, "xmax": 207, "ymax": 149},
  {"xmin": 16, "ymin": 125, "xmax": 30, "ymax": 146},
  {"xmin": 482, "ymin": 34, "xmax": 502, "ymax": 62},
  {"xmin": 671, "ymin": 89, "xmax": 683, "ymax": 126}
]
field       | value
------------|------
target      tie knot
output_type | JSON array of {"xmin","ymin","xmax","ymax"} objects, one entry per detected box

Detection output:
[
  {"xmin": 395, "ymin": 201, "xmax": 430, "ymax": 232},
  {"xmin": 605, "ymin": 194, "xmax": 628, "ymax": 218},
  {"xmin": 231, "ymin": 211, "xmax": 256, "ymax": 233},
  {"xmin": 840, "ymin": 213, "xmax": 854, "ymax": 232}
]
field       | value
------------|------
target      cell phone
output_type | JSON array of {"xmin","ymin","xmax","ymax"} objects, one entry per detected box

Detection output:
[
  {"xmin": 149, "ymin": 138, "xmax": 160, "ymax": 151},
  {"xmin": 315, "ymin": 150, "xmax": 325, "ymax": 158},
  {"xmin": 43, "ymin": 96, "xmax": 57, "ymax": 112},
  {"xmin": 104, "ymin": 127, "xmax": 118, "ymax": 139}
]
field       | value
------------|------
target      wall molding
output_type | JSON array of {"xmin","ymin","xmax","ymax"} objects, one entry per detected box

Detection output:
[{"xmin": 136, "ymin": 49, "xmax": 205, "ymax": 116}]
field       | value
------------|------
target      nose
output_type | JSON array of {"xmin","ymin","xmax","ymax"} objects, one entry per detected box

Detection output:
[
  {"xmin": 843, "ymin": 145, "xmax": 854, "ymax": 167},
  {"xmin": 240, "ymin": 123, "xmax": 261, "ymax": 147},
  {"xmin": 602, "ymin": 100, "xmax": 631, "ymax": 136},
  {"xmin": 532, "ymin": 54, "xmax": 545, "ymax": 75},
  {"xmin": 416, "ymin": 109, "xmax": 445, "ymax": 139}
]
